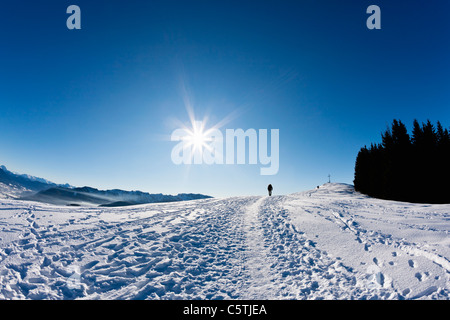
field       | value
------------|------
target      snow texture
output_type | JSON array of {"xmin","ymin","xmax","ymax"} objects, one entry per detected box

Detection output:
[{"xmin": 0, "ymin": 183, "xmax": 448, "ymax": 300}]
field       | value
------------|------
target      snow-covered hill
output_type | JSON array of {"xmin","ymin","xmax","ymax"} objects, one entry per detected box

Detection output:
[
  {"xmin": 0, "ymin": 165, "xmax": 68, "ymax": 199},
  {"xmin": 0, "ymin": 165, "xmax": 210, "ymax": 206},
  {"xmin": 0, "ymin": 183, "xmax": 448, "ymax": 300}
]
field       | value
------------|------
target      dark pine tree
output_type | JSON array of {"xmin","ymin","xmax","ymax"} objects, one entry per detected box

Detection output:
[{"xmin": 354, "ymin": 119, "xmax": 450, "ymax": 204}]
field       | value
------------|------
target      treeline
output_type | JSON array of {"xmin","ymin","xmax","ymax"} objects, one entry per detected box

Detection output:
[{"xmin": 354, "ymin": 119, "xmax": 450, "ymax": 203}]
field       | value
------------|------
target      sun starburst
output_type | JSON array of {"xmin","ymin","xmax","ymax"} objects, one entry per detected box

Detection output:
[{"xmin": 184, "ymin": 120, "xmax": 210, "ymax": 153}]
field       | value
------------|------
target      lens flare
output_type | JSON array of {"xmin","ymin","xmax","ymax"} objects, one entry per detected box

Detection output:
[{"xmin": 185, "ymin": 120, "xmax": 209, "ymax": 153}]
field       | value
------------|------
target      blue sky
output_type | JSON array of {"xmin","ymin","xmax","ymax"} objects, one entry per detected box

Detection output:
[{"xmin": 0, "ymin": 1, "xmax": 449, "ymax": 197}]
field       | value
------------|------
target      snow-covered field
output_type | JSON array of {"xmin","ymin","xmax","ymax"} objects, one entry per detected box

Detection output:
[{"xmin": 0, "ymin": 183, "xmax": 448, "ymax": 300}]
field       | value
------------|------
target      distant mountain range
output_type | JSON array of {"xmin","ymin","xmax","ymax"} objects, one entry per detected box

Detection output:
[{"xmin": 0, "ymin": 165, "xmax": 211, "ymax": 207}]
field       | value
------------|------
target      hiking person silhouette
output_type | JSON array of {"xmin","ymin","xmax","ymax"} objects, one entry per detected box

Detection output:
[{"xmin": 268, "ymin": 184, "xmax": 273, "ymax": 196}]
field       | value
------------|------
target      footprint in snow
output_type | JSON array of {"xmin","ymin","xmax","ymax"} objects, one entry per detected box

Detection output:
[
  {"xmin": 415, "ymin": 271, "xmax": 430, "ymax": 282},
  {"xmin": 415, "ymin": 272, "xmax": 423, "ymax": 281}
]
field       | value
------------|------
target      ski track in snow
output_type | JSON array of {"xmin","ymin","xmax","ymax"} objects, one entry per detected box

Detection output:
[{"xmin": 0, "ymin": 184, "xmax": 449, "ymax": 300}]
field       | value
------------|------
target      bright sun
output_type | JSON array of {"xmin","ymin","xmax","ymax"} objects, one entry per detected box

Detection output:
[{"xmin": 185, "ymin": 120, "xmax": 209, "ymax": 153}]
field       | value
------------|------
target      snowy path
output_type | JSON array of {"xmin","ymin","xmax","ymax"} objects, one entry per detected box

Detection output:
[
  {"xmin": 240, "ymin": 196, "xmax": 379, "ymax": 299},
  {"xmin": 0, "ymin": 184, "xmax": 449, "ymax": 299}
]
